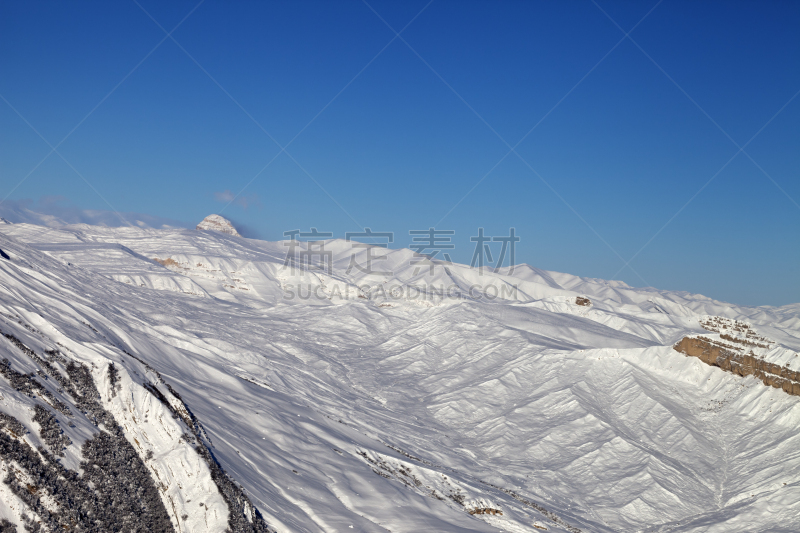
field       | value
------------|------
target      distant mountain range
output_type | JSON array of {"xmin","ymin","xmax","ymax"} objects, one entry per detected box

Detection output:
[{"xmin": 0, "ymin": 217, "xmax": 798, "ymax": 532}]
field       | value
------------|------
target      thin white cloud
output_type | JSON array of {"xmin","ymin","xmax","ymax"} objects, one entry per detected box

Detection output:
[
  {"xmin": 213, "ymin": 189, "xmax": 261, "ymax": 210},
  {"xmin": 0, "ymin": 197, "xmax": 191, "ymax": 229},
  {"xmin": 214, "ymin": 190, "xmax": 235, "ymax": 203}
]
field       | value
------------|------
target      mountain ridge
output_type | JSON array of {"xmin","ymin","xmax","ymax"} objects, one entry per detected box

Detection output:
[{"xmin": 0, "ymin": 221, "xmax": 798, "ymax": 532}]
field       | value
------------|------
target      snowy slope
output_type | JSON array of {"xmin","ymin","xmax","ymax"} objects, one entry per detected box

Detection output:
[{"xmin": 0, "ymin": 222, "xmax": 798, "ymax": 532}]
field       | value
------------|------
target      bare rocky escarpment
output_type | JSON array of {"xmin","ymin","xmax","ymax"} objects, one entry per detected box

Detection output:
[{"xmin": 673, "ymin": 317, "xmax": 800, "ymax": 396}]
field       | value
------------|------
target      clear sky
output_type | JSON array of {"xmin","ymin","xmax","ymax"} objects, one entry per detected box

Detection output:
[{"xmin": 1, "ymin": 0, "xmax": 798, "ymax": 307}]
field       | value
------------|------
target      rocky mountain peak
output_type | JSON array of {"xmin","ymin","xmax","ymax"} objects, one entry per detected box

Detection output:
[{"xmin": 196, "ymin": 214, "xmax": 240, "ymax": 236}]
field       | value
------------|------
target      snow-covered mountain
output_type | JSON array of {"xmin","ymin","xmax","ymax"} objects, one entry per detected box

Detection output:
[
  {"xmin": 196, "ymin": 215, "xmax": 241, "ymax": 237},
  {"xmin": 0, "ymin": 220, "xmax": 798, "ymax": 532}
]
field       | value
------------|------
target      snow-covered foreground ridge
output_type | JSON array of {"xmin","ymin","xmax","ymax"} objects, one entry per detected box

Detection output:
[{"xmin": 0, "ymin": 222, "xmax": 798, "ymax": 533}]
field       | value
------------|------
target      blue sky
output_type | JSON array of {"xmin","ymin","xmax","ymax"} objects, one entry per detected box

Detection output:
[{"xmin": 1, "ymin": 0, "xmax": 798, "ymax": 306}]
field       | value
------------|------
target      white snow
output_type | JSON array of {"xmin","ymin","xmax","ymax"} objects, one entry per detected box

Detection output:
[
  {"xmin": 0, "ymin": 221, "xmax": 798, "ymax": 532},
  {"xmin": 196, "ymin": 214, "xmax": 241, "ymax": 237}
]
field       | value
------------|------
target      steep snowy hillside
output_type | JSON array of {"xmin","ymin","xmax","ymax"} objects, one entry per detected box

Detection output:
[{"xmin": 0, "ymin": 222, "xmax": 798, "ymax": 532}]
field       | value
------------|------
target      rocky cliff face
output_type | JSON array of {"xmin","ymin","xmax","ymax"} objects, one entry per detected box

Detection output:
[
  {"xmin": 0, "ymin": 323, "xmax": 274, "ymax": 533},
  {"xmin": 674, "ymin": 317, "xmax": 800, "ymax": 396},
  {"xmin": 196, "ymin": 214, "xmax": 241, "ymax": 237}
]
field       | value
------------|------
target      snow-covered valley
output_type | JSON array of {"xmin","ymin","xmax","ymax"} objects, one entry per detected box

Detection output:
[{"xmin": 0, "ymin": 220, "xmax": 798, "ymax": 532}]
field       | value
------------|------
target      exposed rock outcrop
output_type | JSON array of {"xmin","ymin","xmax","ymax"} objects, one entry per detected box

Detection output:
[
  {"xmin": 196, "ymin": 214, "xmax": 240, "ymax": 236},
  {"xmin": 152, "ymin": 257, "xmax": 180, "ymax": 268},
  {"xmin": 699, "ymin": 316, "xmax": 771, "ymax": 346},
  {"xmin": 468, "ymin": 507, "xmax": 503, "ymax": 516},
  {"xmin": 674, "ymin": 336, "xmax": 800, "ymax": 396},
  {"xmin": 1, "ymin": 330, "xmax": 275, "ymax": 533}
]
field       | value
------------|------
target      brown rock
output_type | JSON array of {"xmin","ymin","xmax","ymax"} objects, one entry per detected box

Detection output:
[
  {"xmin": 673, "ymin": 336, "xmax": 799, "ymax": 397},
  {"xmin": 674, "ymin": 337, "xmax": 735, "ymax": 366}
]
